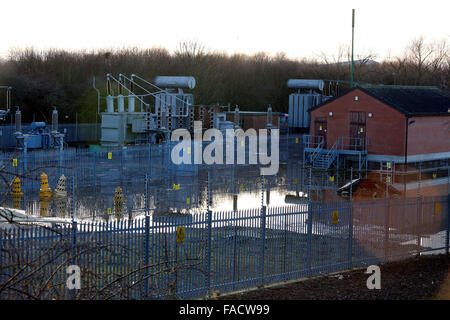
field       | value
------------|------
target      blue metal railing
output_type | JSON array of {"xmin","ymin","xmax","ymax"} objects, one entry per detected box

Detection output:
[
  {"xmin": 303, "ymin": 135, "xmax": 324, "ymax": 165},
  {"xmin": 322, "ymin": 139, "xmax": 339, "ymax": 168},
  {"xmin": 303, "ymin": 135, "xmax": 324, "ymax": 149},
  {"xmin": 303, "ymin": 135, "xmax": 370, "ymax": 169},
  {"xmin": 337, "ymin": 136, "xmax": 369, "ymax": 152},
  {"xmin": 309, "ymin": 140, "xmax": 324, "ymax": 164},
  {"xmin": 1, "ymin": 194, "xmax": 448, "ymax": 300}
]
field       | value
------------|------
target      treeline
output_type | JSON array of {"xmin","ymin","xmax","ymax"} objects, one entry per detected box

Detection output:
[{"xmin": 0, "ymin": 37, "xmax": 448, "ymax": 123}]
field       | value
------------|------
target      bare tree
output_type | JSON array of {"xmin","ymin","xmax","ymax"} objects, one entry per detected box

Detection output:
[
  {"xmin": 174, "ymin": 40, "xmax": 206, "ymax": 59},
  {"xmin": 404, "ymin": 37, "xmax": 449, "ymax": 85}
]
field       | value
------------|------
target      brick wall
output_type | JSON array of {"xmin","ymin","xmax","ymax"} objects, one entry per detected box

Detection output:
[
  {"xmin": 407, "ymin": 115, "xmax": 450, "ymax": 155},
  {"xmin": 310, "ymin": 88, "xmax": 406, "ymax": 156}
]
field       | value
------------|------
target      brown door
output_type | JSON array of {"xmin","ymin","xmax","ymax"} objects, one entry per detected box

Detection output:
[
  {"xmin": 350, "ymin": 112, "xmax": 366, "ymax": 150},
  {"xmin": 314, "ymin": 118, "xmax": 327, "ymax": 148}
]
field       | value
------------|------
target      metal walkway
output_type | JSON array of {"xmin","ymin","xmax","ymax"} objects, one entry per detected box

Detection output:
[{"xmin": 303, "ymin": 135, "xmax": 369, "ymax": 170}]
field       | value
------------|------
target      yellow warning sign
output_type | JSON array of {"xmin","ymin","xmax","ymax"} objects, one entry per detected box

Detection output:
[
  {"xmin": 12, "ymin": 159, "xmax": 17, "ymax": 167},
  {"xmin": 435, "ymin": 203, "xmax": 441, "ymax": 215},
  {"xmin": 329, "ymin": 176, "xmax": 334, "ymax": 182},
  {"xmin": 173, "ymin": 184, "xmax": 180, "ymax": 190},
  {"xmin": 432, "ymin": 173, "xmax": 437, "ymax": 179},
  {"xmin": 332, "ymin": 210, "xmax": 338, "ymax": 224},
  {"xmin": 108, "ymin": 152, "xmax": 112, "ymax": 160},
  {"xmin": 176, "ymin": 226, "xmax": 185, "ymax": 243},
  {"xmin": 186, "ymin": 197, "xmax": 190, "ymax": 205}
]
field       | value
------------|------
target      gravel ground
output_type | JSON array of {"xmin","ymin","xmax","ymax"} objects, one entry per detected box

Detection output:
[{"xmin": 216, "ymin": 254, "xmax": 450, "ymax": 300}]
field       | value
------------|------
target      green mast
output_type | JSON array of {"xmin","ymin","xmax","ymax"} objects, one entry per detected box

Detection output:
[{"xmin": 351, "ymin": 9, "xmax": 355, "ymax": 88}]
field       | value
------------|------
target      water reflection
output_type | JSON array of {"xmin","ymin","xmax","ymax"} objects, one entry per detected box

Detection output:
[{"xmin": 8, "ymin": 158, "xmax": 449, "ymax": 223}]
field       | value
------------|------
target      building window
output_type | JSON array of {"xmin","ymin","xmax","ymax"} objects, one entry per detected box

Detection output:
[{"xmin": 349, "ymin": 111, "xmax": 366, "ymax": 150}]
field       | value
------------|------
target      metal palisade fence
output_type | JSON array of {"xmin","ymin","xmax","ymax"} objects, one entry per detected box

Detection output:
[
  {"xmin": 0, "ymin": 133, "xmax": 302, "ymax": 194},
  {"xmin": 0, "ymin": 193, "xmax": 448, "ymax": 300}
]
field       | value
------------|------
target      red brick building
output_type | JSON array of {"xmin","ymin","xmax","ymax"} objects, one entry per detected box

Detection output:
[{"xmin": 307, "ymin": 86, "xmax": 450, "ymax": 168}]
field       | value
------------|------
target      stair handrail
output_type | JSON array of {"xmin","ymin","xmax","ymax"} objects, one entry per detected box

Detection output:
[
  {"xmin": 324, "ymin": 139, "xmax": 339, "ymax": 167},
  {"xmin": 337, "ymin": 136, "xmax": 369, "ymax": 151},
  {"xmin": 309, "ymin": 139, "xmax": 324, "ymax": 163},
  {"xmin": 303, "ymin": 135, "xmax": 323, "ymax": 148}
]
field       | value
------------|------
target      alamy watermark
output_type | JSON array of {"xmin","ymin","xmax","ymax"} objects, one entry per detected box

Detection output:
[
  {"xmin": 66, "ymin": 265, "xmax": 81, "ymax": 290},
  {"xmin": 365, "ymin": 265, "xmax": 381, "ymax": 290},
  {"xmin": 170, "ymin": 121, "xmax": 279, "ymax": 175}
]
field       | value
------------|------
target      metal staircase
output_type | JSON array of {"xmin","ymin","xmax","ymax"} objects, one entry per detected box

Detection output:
[
  {"xmin": 303, "ymin": 135, "xmax": 369, "ymax": 170},
  {"xmin": 311, "ymin": 140, "xmax": 339, "ymax": 169}
]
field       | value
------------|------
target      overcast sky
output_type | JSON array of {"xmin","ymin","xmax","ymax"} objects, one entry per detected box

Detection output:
[{"xmin": 1, "ymin": 0, "xmax": 448, "ymax": 60}]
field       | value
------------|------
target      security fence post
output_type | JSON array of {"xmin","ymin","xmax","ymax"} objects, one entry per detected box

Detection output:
[
  {"xmin": 306, "ymin": 201, "xmax": 313, "ymax": 277},
  {"xmin": 348, "ymin": 200, "xmax": 353, "ymax": 269},
  {"xmin": 121, "ymin": 146, "xmax": 125, "ymax": 184},
  {"xmin": 71, "ymin": 220, "xmax": 77, "ymax": 264},
  {"xmin": 145, "ymin": 174, "xmax": 149, "ymax": 216},
  {"xmin": 384, "ymin": 198, "xmax": 389, "ymax": 262},
  {"xmin": 205, "ymin": 171, "xmax": 212, "ymax": 296},
  {"xmin": 144, "ymin": 214, "xmax": 150, "ymax": 298},
  {"xmin": 417, "ymin": 196, "xmax": 422, "ymax": 257},
  {"xmin": 306, "ymin": 166, "xmax": 313, "ymax": 278},
  {"xmin": 70, "ymin": 219, "xmax": 77, "ymax": 300},
  {"xmin": 259, "ymin": 204, "xmax": 267, "ymax": 287},
  {"xmin": 71, "ymin": 176, "xmax": 75, "ymax": 221},
  {"xmin": 258, "ymin": 175, "xmax": 268, "ymax": 287},
  {"xmin": 59, "ymin": 143, "xmax": 63, "ymax": 177}
]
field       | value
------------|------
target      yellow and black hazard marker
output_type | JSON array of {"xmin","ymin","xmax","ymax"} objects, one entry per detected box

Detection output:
[
  {"xmin": 435, "ymin": 203, "xmax": 441, "ymax": 215},
  {"xmin": 176, "ymin": 226, "xmax": 185, "ymax": 243},
  {"xmin": 332, "ymin": 210, "xmax": 339, "ymax": 224}
]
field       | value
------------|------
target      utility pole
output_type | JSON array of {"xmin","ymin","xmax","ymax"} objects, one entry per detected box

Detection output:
[{"xmin": 351, "ymin": 9, "xmax": 355, "ymax": 88}]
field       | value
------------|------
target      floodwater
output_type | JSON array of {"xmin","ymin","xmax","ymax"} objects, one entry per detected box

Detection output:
[
  {"xmin": 10, "ymin": 160, "xmax": 449, "ymax": 223},
  {"xmin": 1, "ymin": 137, "xmax": 448, "ymax": 224},
  {"xmin": 1, "ymin": 146, "xmax": 448, "ymax": 262}
]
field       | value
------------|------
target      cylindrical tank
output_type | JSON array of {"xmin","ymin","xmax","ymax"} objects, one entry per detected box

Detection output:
[
  {"xmin": 106, "ymin": 95, "xmax": 114, "ymax": 112},
  {"xmin": 117, "ymin": 95, "xmax": 125, "ymax": 112},
  {"xmin": 154, "ymin": 76, "xmax": 196, "ymax": 89},
  {"xmin": 287, "ymin": 79, "xmax": 324, "ymax": 91},
  {"xmin": 128, "ymin": 95, "xmax": 135, "ymax": 113},
  {"xmin": 267, "ymin": 105, "xmax": 272, "ymax": 126},
  {"xmin": 31, "ymin": 122, "xmax": 46, "ymax": 130},
  {"xmin": 234, "ymin": 107, "xmax": 240, "ymax": 128},
  {"xmin": 15, "ymin": 109, "xmax": 21, "ymax": 133},
  {"xmin": 52, "ymin": 108, "xmax": 58, "ymax": 132}
]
